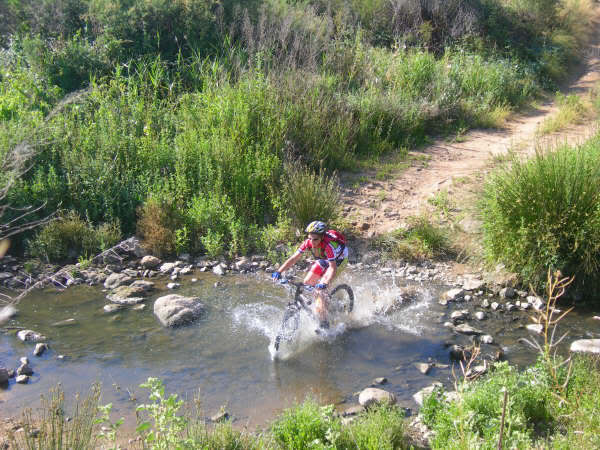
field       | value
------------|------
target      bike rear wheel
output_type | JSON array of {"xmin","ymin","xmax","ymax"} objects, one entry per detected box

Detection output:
[
  {"xmin": 329, "ymin": 284, "xmax": 354, "ymax": 315},
  {"xmin": 274, "ymin": 305, "xmax": 300, "ymax": 351}
]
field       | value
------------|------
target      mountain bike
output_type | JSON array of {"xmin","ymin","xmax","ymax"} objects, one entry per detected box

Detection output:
[{"xmin": 273, "ymin": 280, "xmax": 354, "ymax": 351}]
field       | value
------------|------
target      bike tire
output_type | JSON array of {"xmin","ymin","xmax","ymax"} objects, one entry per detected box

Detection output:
[
  {"xmin": 329, "ymin": 284, "xmax": 354, "ymax": 314},
  {"xmin": 274, "ymin": 306, "xmax": 300, "ymax": 351}
]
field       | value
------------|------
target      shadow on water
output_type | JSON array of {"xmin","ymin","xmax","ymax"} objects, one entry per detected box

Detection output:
[{"xmin": 1, "ymin": 268, "xmax": 596, "ymax": 430}]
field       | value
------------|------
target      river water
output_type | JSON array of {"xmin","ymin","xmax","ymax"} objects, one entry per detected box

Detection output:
[{"xmin": 1, "ymin": 268, "xmax": 598, "ymax": 430}]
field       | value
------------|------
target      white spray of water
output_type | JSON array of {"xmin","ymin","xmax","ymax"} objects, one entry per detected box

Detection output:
[
  {"xmin": 231, "ymin": 273, "xmax": 435, "ymax": 361},
  {"xmin": 0, "ymin": 305, "xmax": 16, "ymax": 325}
]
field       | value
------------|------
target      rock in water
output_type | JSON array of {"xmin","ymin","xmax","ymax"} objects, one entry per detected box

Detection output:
[{"xmin": 153, "ymin": 294, "xmax": 205, "ymax": 327}]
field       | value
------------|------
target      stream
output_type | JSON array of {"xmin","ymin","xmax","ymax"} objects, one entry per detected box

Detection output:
[{"xmin": 1, "ymin": 267, "xmax": 599, "ymax": 431}]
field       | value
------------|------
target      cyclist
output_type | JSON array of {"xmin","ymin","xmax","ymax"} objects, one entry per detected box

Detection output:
[{"xmin": 271, "ymin": 221, "xmax": 348, "ymax": 329}]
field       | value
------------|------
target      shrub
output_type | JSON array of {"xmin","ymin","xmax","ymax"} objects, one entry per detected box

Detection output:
[
  {"xmin": 9, "ymin": 384, "xmax": 104, "ymax": 450},
  {"xmin": 281, "ymin": 162, "xmax": 342, "ymax": 230},
  {"xmin": 136, "ymin": 196, "xmax": 181, "ymax": 258},
  {"xmin": 480, "ymin": 138, "xmax": 600, "ymax": 291},
  {"xmin": 423, "ymin": 361, "xmax": 554, "ymax": 449},
  {"xmin": 27, "ymin": 211, "xmax": 121, "ymax": 262},
  {"xmin": 271, "ymin": 399, "xmax": 341, "ymax": 449},
  {"xmin": 375, "ymin": 215, "xmax": 451, "ymax": 262},
  {"xmin": 338, "ymin": 404, "xmax": 405, "ymax": 449}
]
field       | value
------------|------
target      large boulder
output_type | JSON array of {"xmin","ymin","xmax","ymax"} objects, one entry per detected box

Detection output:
[
  {"xmin": 0, "ymin": 367, "xmax": 8, "ymax": 384},
  {"xmin": 153, "ymin": 294, "xmax": 205, "ymax": 327},
  {"xmin": 358, "ymin": 387, "xmax": 397, "ymax": 408}
]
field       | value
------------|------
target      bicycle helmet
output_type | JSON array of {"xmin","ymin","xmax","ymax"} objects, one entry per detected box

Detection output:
[{"xmin": 305, "ymin": 220, "xmax": 327, "ymax": 234}]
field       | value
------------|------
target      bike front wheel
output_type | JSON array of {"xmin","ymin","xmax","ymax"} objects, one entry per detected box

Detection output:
[
  {"xmin": 329, "ymin": 284, "xmax": 354, "ymax": 315},
  {"xmin": 274, "ymin": 306, "xmax": 300, "ymax": 351}
]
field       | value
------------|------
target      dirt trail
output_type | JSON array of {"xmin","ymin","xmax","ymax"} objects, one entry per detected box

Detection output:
[{"xmin": 341, "ymin": 14, "xmax": 600, "ymax": 241}]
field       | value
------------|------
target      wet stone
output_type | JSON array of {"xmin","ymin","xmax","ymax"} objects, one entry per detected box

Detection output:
[
  {"xmin": 33, "ymin": 343, "xmax": 48, "ymax": 356},
  {"xmin": 371, "ymin": 377, "xmax": 387, "ymax": 385},
  {"xmin": 570, "ymin": 339, "xmax": 600, "ymax": 354},
  {"xmin": 499, "ymin": 287, "xmax": 516, "ymax": 299},
  {"xmin": 412, "ymin": 383, "xmax": 442, "ymax": 407},
  {"xmin": 454, "ymin": 323, "xmax": 483, "ymax": 335},
  {"xmin": 17, "ymin": 330, "xmax": 46, "ymax": 342},
  {"xmin": 17, "ymin": 364, "xmax": 33, "ymax": 376},
  {"xmin": 491, "ymin": 302, "xmax": 501, "ymax": 311},
  {"xmin": 480, "ymin": 335, "xmax": 494, "ymax": 344},
  {"xmin": 16, "ymin": 375, "xmax": 29, "ymax": 384},
  {"xmin": 474, "ymin": 311, "xmax": 486, "ymax": 321},
  {"xmin": 415, "ymin": 363, "xmax": 432, "ymax": 375},
  {"xmin": 211, "ymin": 411, "xmax": 229, "ymax": 423},
  {"xmin": 358, "ymin": 388, "xmax": 396, "ymax": 408},
  {"xmin": 526, "ymin": 324, "xmax": 544, "ymax": 335}
]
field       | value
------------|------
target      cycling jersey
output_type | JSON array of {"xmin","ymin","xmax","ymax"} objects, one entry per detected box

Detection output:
[{"xmin": 297, "ymin": 232, "xmax": 346, "ymax": 263}]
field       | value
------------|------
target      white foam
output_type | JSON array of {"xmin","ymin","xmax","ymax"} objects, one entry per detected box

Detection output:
[{"xmin": 0, "ymin": 305, "xmax": 16, "ymax": 325}]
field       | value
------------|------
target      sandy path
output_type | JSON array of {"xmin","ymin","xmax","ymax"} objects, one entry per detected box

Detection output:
[{"xmin": 341, "ymin": 13, "xmax": 600, "ymax": 239}]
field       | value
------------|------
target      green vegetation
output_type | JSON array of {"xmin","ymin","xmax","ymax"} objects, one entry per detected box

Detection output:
[
  {"xmin": 422, "ymin": 355, "xmax": 600, "ymax": 449},
  {"xmin": 540, "ymin": 93, "xmax": 591, "ymax": 134},
  {"xmin": 9, "ymin": 378, "xmax": 407, "ymax": 449},
  {"xmin": 480, "ymin": 134, "xmax": 600, "ymax": 292},
  {"xmin": 0, "ymin": 0, "xmax": 594, "ymax": 261},
  {"xmin": 373, "ymin": 214, "xmax": 452, "ymax": 262}
]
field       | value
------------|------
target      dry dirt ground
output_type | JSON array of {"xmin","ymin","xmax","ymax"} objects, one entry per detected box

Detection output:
[{"xmin": 341, "ymin": 13, "xmax": 600, "ymax": 273}]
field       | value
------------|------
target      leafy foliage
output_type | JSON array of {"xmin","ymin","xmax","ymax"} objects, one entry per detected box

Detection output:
[{"xmin": 481, "ymin": 137, "xmax": 600, "ymax": 291}]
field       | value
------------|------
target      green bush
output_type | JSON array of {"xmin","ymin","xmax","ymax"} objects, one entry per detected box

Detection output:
[
  {"xmin": 136, "ymin": 196, "xmax": 181, "ymax": 258},
  {"xmin": 271, "ymin": 398, "xmax": 341, "ymax": 449},
  {"xmin": 481, "ymin": 138, "xmax": 600, "ymax": 291},
  {"xmin": 281, "ymin": 162, "xmax": 342, "ymax": 230},
  {"xmin": 375, "ymin": 215, "xmax": 451, "ymax": 262},
  {"xmin": 338, "ymin": 405, "xmax": 405, "ymax": 449},
  {"xmin": 27, "ymin": 211, "xmax": 121, "ymax": 262},
  {"xmin": 423, "ymin": 361, "xmax": 554, "ymax": 449}
]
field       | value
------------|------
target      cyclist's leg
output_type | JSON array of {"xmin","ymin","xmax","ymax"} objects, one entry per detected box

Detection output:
[{"xmin": 304, "ymin": 260, "xmax": 329, "ymax": 324}]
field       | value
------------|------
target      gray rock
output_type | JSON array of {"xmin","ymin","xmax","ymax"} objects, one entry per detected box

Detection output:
[
  {"xmin": 474, "ymin": 311, "xmax": 486, "ymax": 320},
  {"xmin": 481, "ymin": 299, "xmax": 490, "ymax": 308},
  {"xmin": 212, "ymin": 264, "xmax": 226, "ymax": 276},
  {"xmin": 179, "ymin": 266, "xmax": 193, "ymax": 275},
  {"xmin": 444, "ymin": 288, "xmax": 465, "ymax": 301},
  {"xmin": 491, "ymin": 302, "xmax": 501, "ymax": 311},
  {"xmin": 570, "ymin": 339, "xmax": 600, "ymax": 354},
  {"xmin": 0, "ymin": 367, "xmax": 8, "ymax": 384},
  {"xmin": 140, "ymin": 255, "xmax": 161, "ymax": 269},
  {"xmin": 450, "ymin": 310, "xmax": 469, "ymax": 322},
  {"xmin": 358, "ymin": 388, "xmax": 397, "ymax": 408},
  {"xmin": 119, "ymin": 237, "xmax": 147, "ymax": 258},
  {"xmin": 480, "ymin": 335, "xmax": 494, "ymax": 344},
  {"xmin": 415, "ymin": 363, "xmax": 432, "ymax": 375},
  {"xmin": 506, "ymin": 303, "xmax": 516, "ymax": 312},
  {"xmin": 33, "ymin": 343, "xmax": 48, "ymax": 356},
  {"xmin": 122, "ymin": 268, "xmax": 140, "ymax": 278},
  {"xmin": 132, "ymin": 304, "xmax": 146, "ymax": 310},
  {"xmin": 0, "ymin": 272, "xmax": 12, "ymax": 281},
  {"xmin": 0, "ymin": 305, "xmax": 17, "ymax": 323},
  {"xmin": 20, "ymin": 357, "xmax": 29, "ymax": 365},
  {"xmin": 17, "ymin": 363, "xmax": 33, "ymax": 376},
  {"xmin": 454, "ymin": 323, "xmax": 483, "ymax": 335},
  {"xmin": 17, "ymin": 330, "xmax": 46, "ymax": 342},
  {"xmin": 526, "ymin": 324, "xmax": 544, "ymax": 335},
  {"xmin": 16, "ymin": 374, "xmax": 29, "ymax": 384},
  {"xmin": 167, "ymin": 282, "xmax": 180, "ymax": 290},
  {"xmin": 153, "ymin": 294, "xmax": 205, "ymax": 327},
  {"xmin": 413, "ymin": 383, "xmax": 442, "ymax": 406},
  {"xmin": 528, "ymin": 296, "xmax": 545, "ymax": 311},
  {"xmin": 103, "ymin": 273, "xmax": 132, "ymax": 290},
  {"xmin": 499, "ymin": 287, "xmax": 516, "ymax": 299},
  {"xmin": 341, "ymin": 405, "xmax": 364, "ymax": 417},
  {"xmin": 371, "ymin": 377, "xmax": 387, "ymax": 385},
  {"xmin": 104, "ymin": 304, "xmax": 126, "ymax": 313},
  {"xmin": 51, "ymin": 318, "xmax": 77, "ymax": 327},
  {"xmin": 462, "ymin": 276, "xmax": 484, "ymax": 291},
  {"xmin": 130, "ymin": 280, "xmax": 155, "ymax": 292},
  {"xmin": 107, "ymin": 285, "xmax": 147, "ymax": 305},
  {"xmin": 465, "ymin": 364, "xmax": 487, "ymax": 378},
  {"xmin": 159, "ymin": 262, "xmax": 177, "ymax": 274}
]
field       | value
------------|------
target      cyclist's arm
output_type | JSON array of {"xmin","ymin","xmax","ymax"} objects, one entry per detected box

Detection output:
[
  {"xmin": 277, "ymin": 251, "xmax": 302, "ymax": 275},
  {"xmin": 320, "ymin": 260, "xmax": 337, "ymax": 286}
]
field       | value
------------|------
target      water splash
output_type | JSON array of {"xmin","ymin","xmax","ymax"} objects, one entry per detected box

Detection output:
[{"xmin": 232, "ymin": 272, "xmax": 435, "ymax": 361}]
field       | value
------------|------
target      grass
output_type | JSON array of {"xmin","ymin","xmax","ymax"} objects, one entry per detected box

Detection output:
[
  {"xmin": 373, "ymin": 214, "xmax": 453, "ymax": 262},
  {"xmin": 9, "ymin": 382, "xmax": 408, "ymax": 450},
  {"xmin": 480, "ymin": 133, "xmax": 600, "ymax": 294},
  {"xmin": 539, "ymin": 93, "xmax": 592, "ymax": 135},
  {"xmin": 0, "ymin": 0, "xmax": 595, "ymax": 262}
]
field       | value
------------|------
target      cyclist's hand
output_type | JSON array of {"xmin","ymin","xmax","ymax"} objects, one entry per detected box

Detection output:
[
  {"xmin": 271, "ymin": 271, "xmax": 282, "ymax": 281},
  {"xmin": 315, "ymin": 283, "xmax": 328, "ymax": 290}
]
